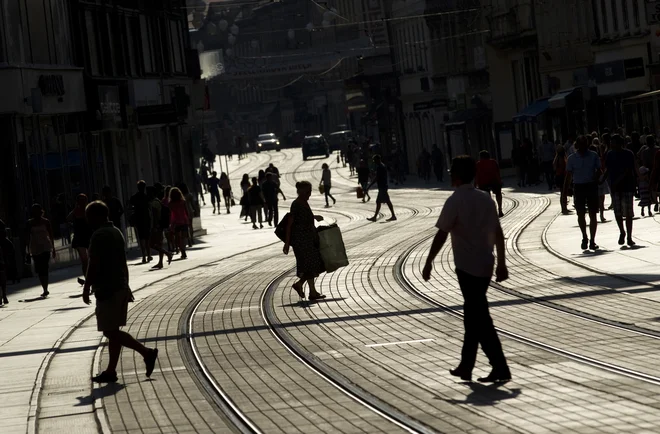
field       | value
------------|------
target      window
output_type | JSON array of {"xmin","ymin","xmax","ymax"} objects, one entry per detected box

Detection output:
[
  {"xmin": 139, "ymin": 15, "xmax": 154, "ymax": 73},
  {"xmin": 600, "ymin": 0, "xmax": 609, "ymax": 34},
  {"xmin": 85, "ymin": 11, "xmax": 101, "ymax": 75},
  {"xmin": 611, "ymin": 0, "xmax": 618, "ymax": 32},
  {"xmin": 633, "ymin": 0, "xmax": 640, "ymax": 27},
  {"xmin": 622, "ymin": 0, "xmax": 629, "ymax": 30}
]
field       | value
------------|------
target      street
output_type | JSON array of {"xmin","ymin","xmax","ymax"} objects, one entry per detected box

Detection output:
[{"xmin": 0, "ymin": 149, "xmax": 659, "ymax": 433}]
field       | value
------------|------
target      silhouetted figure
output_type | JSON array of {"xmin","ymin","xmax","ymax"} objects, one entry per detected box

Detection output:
[
  {"xmin": 423, "ymin": 155, "xmax": 511, "ymax": 384},
  {"xmin": 321, "ymin": 163, "xmax": 336, "ymax": 208},
  {"xmin": 101, "ymin": 186, "xmax": 124, "ymax": 229},
  {"xmin": 68, "ymin": 194, "xmax": 91, "ymax": 286},
  {"xmin": 130, "ymin": 181, "xmax": 153, "ymax": 263},
  {"xmin": 367, "ymin": 155, "xmax": 396, "ymax": 222},
  {"xmin": 83, "ymin": 201, "xmax": 158, "ymax": 383},
  {"xmin": 475, "ymin": 150, "xmax": 504, "ymax": 217},
  {"xmin": 262, "ymin": 172, "xmax": 286, "ymax": 226},
  {"xmin": 26, "ymin": 204, "xmax": 56, "ymax": 298}
]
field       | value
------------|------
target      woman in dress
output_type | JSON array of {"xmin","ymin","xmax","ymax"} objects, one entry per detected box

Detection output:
[
  {"xmin": 321, "ymin": 163, "xmax": 336, "ymax": 208},
  {"xmin": 283, "ymin": 181, "xmax": 326, "ymax": 301},
  {"xmin": 220, "ymin": 172, "xmax": 232, "ymax": 214},
  {"xmin": 168, "ymin": 187, "xmax": 190, "ymax": 260},
  {"xmin": 240, "ymin": 174, "xmax": 251, "ymax": 221},
  {"xmin": 26, "ymin": 204, "xmax": 56, "ymax": 297},
  {"xmin": 68, "ymin": 194, "xmax": 91, "ymax": 285}
]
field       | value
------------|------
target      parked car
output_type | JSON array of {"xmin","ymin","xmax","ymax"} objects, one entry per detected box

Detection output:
[
  {"xmin": 302, "ymin": 135, "xmax": 330, "ymax": 160},
  {"xmin": 328, "ymin": 130, "xmax": 353, "ymax": 152},
  {"xmin": 255, "ymin": 133, "xmax": 280, "ymax": 153}
]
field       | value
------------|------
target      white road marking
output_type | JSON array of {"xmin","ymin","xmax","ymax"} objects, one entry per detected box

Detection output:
[
  {"xmin": 365, "ymin": 339, "xmax": 434, "ymax": 348},
  {"xmin": 196, "ymin": 306, "xmax": 259, "ymax": 315}
]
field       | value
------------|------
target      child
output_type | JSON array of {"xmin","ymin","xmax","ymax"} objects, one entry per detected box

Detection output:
[
  {"xmin": 638, "ymin": 167, "xmax": 653, "ymax": 217},
  {"xmin": 0, "ymin": 219, "xmax": 15, "ymax": 305}
]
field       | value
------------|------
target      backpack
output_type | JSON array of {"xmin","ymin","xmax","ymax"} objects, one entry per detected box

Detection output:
[{"xmin": 274, "ymin": 213, "xmax": 291, "ymax": 242}]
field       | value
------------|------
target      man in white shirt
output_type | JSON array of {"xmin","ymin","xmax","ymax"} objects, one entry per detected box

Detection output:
[{"xmin": 423, "ymin": 155, "xmax": 511, "ymax": 384}]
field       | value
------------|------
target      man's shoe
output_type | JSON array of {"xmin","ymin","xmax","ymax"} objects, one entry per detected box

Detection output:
[
  {"xmin": 92, "ymin": 371, "xmax": 118, "ymax": 383},
  {"xmin": 589, "ymin": 241, "xmax": 599, "ymax": 250},
  {"xmin": 449, "ymin": 367, "xmax": 472, "ymax": 382},
  {"xmin": 627, "ymin": 238, "xmax": 636, "ymax": 247},
  {"xmin": 581, "ymin": 239, "xmax": 588, "ymax": 250},
  {"xmin": 618, "ymin": 232, "xmax": 626, "ymax": 245},
  {"xmin": 144, "ymin": 348, "xmax": 158, "ymax": 378},
  {"xmin": 477, "ymin": 369, "xmax": 511, "ymax": 384}
]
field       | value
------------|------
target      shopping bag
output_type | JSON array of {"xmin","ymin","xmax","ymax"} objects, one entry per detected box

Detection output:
[
  {"xmin": 317, "ymin": 225, "xmax": 349, "ymax": 273},
  {"xmin": 356, "ymin": 186, "xmax": 364, "ymax": 199},
  {"xmin": 319, "ymin": 183, "xmax": 325, "ymax": 195}
]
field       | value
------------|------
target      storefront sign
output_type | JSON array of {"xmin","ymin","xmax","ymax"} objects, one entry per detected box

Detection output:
[
  {"xmin": 97, "ymin": 86, "xmax": 123, "ymax": 129},
  {"xmin": 413, "ymin": 99, "xmax": 447, "ymax": 111},
  {"xmin": 38, "ymin": 75, "xmax": 65, "ymax": 97},
  {"xmin": 590, "ymin": 57, "xmax": 644, "ymax": 83}
]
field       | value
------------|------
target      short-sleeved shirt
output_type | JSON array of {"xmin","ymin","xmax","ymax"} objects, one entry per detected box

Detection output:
[
  {"xmin": 262, "ymin": 180, "xmax": 279, "ymax": 203},
  {"xmin": 605, "ymin": 149, "xmax": 636, "ymax": 192},
  {"xmin": 89, "ymin": 222, "xmax": 129, "ymax": 300},
  {"xmin": 207, "ymin": 177, "xmax": 220, "ymax": 192},
  {"xmin": 375, "ymin": 163, "xmax": 388, "ymax": 190},
  {"xmin": 436, "ymin": 185, "xmax": 499, "ymax": 278},
  {"xmin": 248, "ymin": 185, "xmax": 264, "ymax": 206},
  {"xmin": 566, "ymin": 150, "xmax": 600, "ymax": 184},
  {"xmin": 475, "ymin": 159, "xmax": 501, "ymax": 187}
]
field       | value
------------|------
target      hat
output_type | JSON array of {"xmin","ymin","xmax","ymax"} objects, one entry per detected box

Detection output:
[{"xmin": 640, "ymin": 166, "xmax": 649, "ymax": 175}]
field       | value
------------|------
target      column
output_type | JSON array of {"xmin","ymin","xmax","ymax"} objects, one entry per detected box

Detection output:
[{"xmin": 628, "ymin": 0, "xmax": 638, "ymax": 31}]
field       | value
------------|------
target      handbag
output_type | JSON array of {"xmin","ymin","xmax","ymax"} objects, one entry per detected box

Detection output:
[
  {"xmin": 274, "ymin": 213, "xmax": 291, "ymax": 242},
  {"xmin": 317, "ymin": 225, "xmax": 349, "ymax": 273},
  {"xmin": 318, "ymin": 183, "xmax": 325, "ymax": 195},
  {"xmin": 356, "ymin": 186, "xmax": 364, "ymax": 199}
]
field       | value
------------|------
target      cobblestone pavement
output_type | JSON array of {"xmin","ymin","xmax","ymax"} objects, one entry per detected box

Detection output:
[{"xmin": 5, "ymin": 149, "xmax": 660, "ymax": 433}]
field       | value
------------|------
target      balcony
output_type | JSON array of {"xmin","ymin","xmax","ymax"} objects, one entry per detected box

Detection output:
[{"xmin": 486, "ymin": 3, "xmax": 536, "ymax": 50}]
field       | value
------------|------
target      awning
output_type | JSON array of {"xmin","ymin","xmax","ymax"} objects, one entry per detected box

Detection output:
[
  {"xmin": 548, "ymin": 87, "xmax": 580, "ymax": 109},
  {"xmin": 512, "ymin": 98, "xmax": 549, "ymax": 123},
  {"xmin": 445, "ymin": 107, "xmax": 491, "ymax": 127},
  {"xmin": 622, "ymin": 89, "xmax": 660, "ymax": 103}
]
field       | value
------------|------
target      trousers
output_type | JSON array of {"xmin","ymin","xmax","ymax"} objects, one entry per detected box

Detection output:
[
  {"xmin": 265, "ymin": 201, "xmax": 279, "ymax": 225},
  {"xmin": 456, "ymin": 269, "xmax": 508, "ymax": 372}
]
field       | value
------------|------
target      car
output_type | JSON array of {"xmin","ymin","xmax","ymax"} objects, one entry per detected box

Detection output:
[
  {"xmin": 328, "ymin": 130, "xmax": 353, "ymax": 152},
  {"xmin": 302, "ymin": 135, "xmax": 330, "ymax": 160},
  {"xmin": 255, "ymin": 133, "xmax": 280, "ymax": 153}
]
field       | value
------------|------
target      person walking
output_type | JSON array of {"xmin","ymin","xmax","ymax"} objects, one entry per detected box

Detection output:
[
  {"xmin": 637, "ymin": 135, "xmax": 658, "ymax": 171},
  {"xmin": 240, "ymin": 174, "xmax": 251, "ymax": 221},
  {"xmin": 82, "ymin": 201, "xmax": 158, "ymax": 383},
  {"xmin": 194, "ymin": 171, "xmax": 206, "ymax": 206},
  {"xmin": 129, "ymin": 181, "xmax": 153, "ymax": 263},
  {"xmin": 248, "ymin": 177, "xmax": 265, "ymax": 229},
  {"xmin": 283, "ymin": 181, "xmax": 326, "ymax": 302},
  {"xmin": 357, "ymin": 160, "xmax": 371, "ymax": 203},
  {"xmin": 146, "ymin": 186, "xmax": 172, "ymax": 269},
  {"xmin": 179, "ymin": 184, "xmax": 197, "ymax": 247},
  {"xmin": 101, "ymin": 186, "xmax": 124, "ymax": 230},
  {"xmin": 219, "ymin": 172, "xmax": 233, "ymax": 214},
  {"xmin": 262, "ymin": 172, "xmax": 286, "ymax": 226},
  {"xmin": 26, "ymin": 204, "xmax": 56, "ymax": 298},
  {"xmin": 594, "ymin": 139, "xmax": 610, "ymax": 223},
  {"xmin": 422, "ymin": 155, "xmax": 511, "ymax": 383},
  {"xmin": 638, "ymin": 166, "xmax": 653, "ymax": 217},
  {"xmin": 432, "ymin": 144, "xmax": 444, "ymax": 182},
  {"xmin": 68, "ymin": 194, "xmax": 92, "ymax": 286},
  {"xmin": 367, "ymin": 155, "xmax": 397, "ymax": 222},
  {"xmin": 321, "ymin": 163, "xmax": 336, "ymax": 208},
  {"xmin": 161, "ymin": 186, "xmax": 175, "ymax": 254},
  {"xmin": 475, "ymin": 150, "xmax": 504, "ymax": 217},
  {"xmin": 554, "ymin": 146, "xmax": 569, "ymax": 214},
  {"xmin": 603, "ymin": 134, "xmax": 637, "ymax": 247},
  {"xmin": 207, "ymin": 171, "xmax": 221, "ymax": 214},
  {"xmin": 0, "ymin": 219, "xmax": 15, "ymax": 305},
  {"xmin": 53, "ymin": 193, "xmax": 70, "ymax": 246},
  {"xmin": 540, "ymin": 135, "xmax": 556, "ymax": 190},
  {"xmin": 563, "ymin": 135, "xmax": 602, "ymax": 251},
  {"xmin": 168, "ymin": 188, "xmax": 190, "ymax": 259},
  {"xmin": 265, "ymin": 163, "xmax": 281, "ymax": 186},
  {"xmin": 200, "ymin": 161, "xmax": 210, "ymax": 192}
]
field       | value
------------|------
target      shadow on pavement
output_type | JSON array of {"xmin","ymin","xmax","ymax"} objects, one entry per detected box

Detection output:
[
  {"xmin": 281, "ymin": 297, "xmax": 347, "ymax": 308},
  {"xmin": 442, "ymin": 383, "xmax": 522, "ymax": 406},
  {"xmin": 76, "ymin": 383, "xmax": 126, "ymax": 407},
  {"xmin": 19, "ymin": 296, "xmax": 47, "ymax": 303},
  {"xmin": 53, "ymin": 306, "xmax": 88, "ymax": 312}
]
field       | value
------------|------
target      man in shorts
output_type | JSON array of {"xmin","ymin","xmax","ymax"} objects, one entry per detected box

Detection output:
[
  {"xmin": 475, "ymin": 150, "xmax": 504, "ymax": 217},
  {"xmin": 83, "ymin": 201, "xmax": 158, "ymax": 383},
  {"xmin": 604, "ymin": 134, "xmax": 637, "ymax": 246},
  {"xmin": 367, "ymin": 155, "xmax": 397, "ymax": 222},
  {"xmin": 564, "ymin": 135, "xmax": 601, "ymax": 250}
]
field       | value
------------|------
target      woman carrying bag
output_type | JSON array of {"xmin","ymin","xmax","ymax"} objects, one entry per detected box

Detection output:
[{"xmin": 283, "ymin": 181, "xmax": 326, "ymax": 301}]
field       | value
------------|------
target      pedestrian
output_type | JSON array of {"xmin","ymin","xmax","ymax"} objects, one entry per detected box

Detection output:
[
  {"xmin": 82, "ymin": 200, "xmax": 158, "ymax": 383},
  {"xmin": 146, "ymin": 186, "xmax": 172, "ymax": 269},
  {"xmin": 475, "ymin": 150, "xmax": 504, "ymax": 217},
  {"xmin": 603, "ymin": 134, "xmax": 637, "ymax": 246},
  {"xmin": 26, "ymin": 204, "xmax": 56, "ymax": 298},
  {"xmin": 346, "ymin": 143, "xmax": 355, "ymax": 175},
  {"xmin": 240, "ymin": 174, "xmax": 250, "ymax": 221},
  {"xmin": 53, "ymin": 193, "xmax": 70, "ymax": 246},
  {"xmin": 420, "ymin": 148, "xmax": 432, "ymax": 183},
  {"xmin": 367, "ymin": 155, "xmax": 397, "ymax": 222},
  {"xmin": 563, "ymin": 135, "xmax": 602, "ymax": 250},
  {"xmin": 630, "ymin": 131, "xmax": 642, "ymax": 155},
  {"xmin": 431, "ymin": 144, "xmax": 444, "ymax": 182},
  {"xmin": 554, "ymin": 146, "xmax": 569, "ymax": 214},
  {"xmin": 564, "ymin": 133, "xmax": 576, "ymax": 156},
  {"xmin": 129, "ymin": 181, "xmax": 153, "ymax": 263},
  {"xmin": 265, "ymin": 163, "xmax": 281, "ymax": 186},
  {"xmin": 207, "ymin": 171, "xmax": 221, "ymax": 214},
  {"xmin": 258, "ymin": 169, "xmax": 266, "ymax": 186},
  {"xmin": 357, "ymin": 160, "xmax": 371, "ymax": 203},
  {"xmin": 0, "ymin": 219, "xmax": 15, "ymax": 305},
  {"xmin": 194, "ymin": 172, "xmax": 206, "ymax": 206},
  {"xmin": 321, "ymin": 163, "xmax": 336, "ymax": 208},
  {"xmin": 262, "ymin": 172, "xmax": 286, "ymax": 226},
  {"xmin": 540, "ymin": 135, "xmax": 556, "ymax": 190},
  {"xmin": 637, "ymin": 135, "xmax": 658, "ymax": 170},
  {"xmin": 638, "ymin": 167, "xmax": 653, "ymax": 217},
  {"xmin": 248, "ymin": 177, "xmax": 265, "ymax": 229},
  {"xmin": 594, "ymin": 139, "xmax": 609, "ymax": 223},
  {"xmin": 68, "ymin": 194, "xmax": 92, "ymax": 286},
  {"xmin": 179, "ymin": 184, "xmax": 197, "ymax": 247},
  {"xmin": 220, "ymin": 172, "xmax": 232, "ymax": 214},
  {"xmin": 283, "ymin": 181, "xmax": 326, "ymax": 302},
  {"xmin": 101, "ymin": 186, "xmax": 124, "ymax": 230},
  {"xmin": 200, "ymin": 161, "xmax": 210, "ymax": 193},
  {"xmin": 512, "ymin": 140, "xmax": 527, "ymax": 187},
  {"xmin": 161, "ymin": 186, "xmax": 175, "ymax": 254},
  {"xmin": 652, "ymin": 150, "xmax": 660, "ymax": 212},
  {"xmin": 422, "ymin": 155, "xmax": 511, "ymax": 384},
  {"xmin": 168, "ymin": 188, "xmax": 190, "ymax": 259}
]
